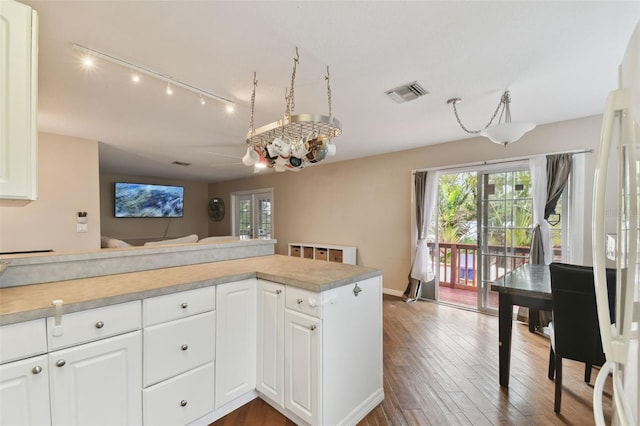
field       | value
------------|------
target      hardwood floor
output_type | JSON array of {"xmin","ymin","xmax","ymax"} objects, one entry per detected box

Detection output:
[{"xmin": 211, "ymin": 295, "xmax": 612, "ymax": 425}]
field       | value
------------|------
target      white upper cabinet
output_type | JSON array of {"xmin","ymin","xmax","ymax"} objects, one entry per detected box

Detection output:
[{"xmin": 0, "ymin": 0, "xmax": 38, "ymax": 200}]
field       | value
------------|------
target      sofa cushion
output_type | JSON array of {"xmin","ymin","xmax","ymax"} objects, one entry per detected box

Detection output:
[
  {"xmin": 101, "ymin": 236, "xmax": 132, "ymax": 248},
  {"xmin": 143, "ymin": 234, "xmax": 198, "ymax": 246},
  {"xmin": 198, "ymin": 236, "xmax": 240, "ymax": 243}
]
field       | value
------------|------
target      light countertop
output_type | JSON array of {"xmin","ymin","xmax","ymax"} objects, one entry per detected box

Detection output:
[{"xmin": 0, "ymin": 255, "xmax": 382, "ymax": 325}]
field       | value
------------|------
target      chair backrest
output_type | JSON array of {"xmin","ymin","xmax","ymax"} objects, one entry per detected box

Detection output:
[{"xmin": 549, "ymin": 263, "xmax": 616, "ymax": 365}]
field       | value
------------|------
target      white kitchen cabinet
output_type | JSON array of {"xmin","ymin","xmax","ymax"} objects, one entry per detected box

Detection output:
[
  {"xmin": 215, "ymin": 279, "xmax": 257, "ymax": 409},
  {"xmin": 0, "ymin": 319, "xmax": 47, "ymax": 364},
  {"xmin": 143, "ymin": 362, "xmax": 215, "ymax": 426},
  {"xmin": 142, "ymin": 286, "xmax": 216, "ymax": 426},
  {"xmin": 143, "ymin": 311, "xmax": 216, "ymax": 387},
  {"xmin": 48, "ymin": 331, "xmax": 142, "ymax": 426},
  {"xmin": 284, "ymin": 309, "xmax": 321, "ymax": 425},
  {"xmin": 282, "ymin": 276, "xmax": 384, "ymax": 426},
  {"xmin": 256, "ymin": 280, "xmax": 285, "ymax": 408},
  {"xmin": 0, "ymin": 0, "xmax": 38, "ymax": 200},
  {"xmin": 0, "ymin": 354, "xmax": 51, "ymax": 426},
  {"xmin": 321, "ymin": 277, "xmax": 384, "ymax": 426}
]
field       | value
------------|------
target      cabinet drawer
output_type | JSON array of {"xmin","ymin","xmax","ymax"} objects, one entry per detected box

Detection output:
[
  {"xmin": 47, "ymin": 301, "xmax": 141, "ymax": 350},
  {"xmin": 144, "ymin": 311, "xmax": 215, "ymax": 386},
  {"xmin": 285, "ymin": 286, "xmax": 328, "ymax": 319},
  {"xmin": 143, "ymin": 286, "xmax": 215, "ymax": 326},
  {"xmin": 0, "ymin": 319, "xmax": 47, "ymax": 364},
  {"xmin": 290, "ymin": 245, "xmax": 301, "ymax": 257},
  {"xmin": 143, "ymin": 362, "xmax": 215, "ymax": 426}
]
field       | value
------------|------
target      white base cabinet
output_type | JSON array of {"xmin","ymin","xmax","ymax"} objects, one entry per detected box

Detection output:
[
  {"xmin": 215, "ymin": 279, "xmax": 257, "ymax": 409},
  {"xmin": 0, "ymin": 354, "xmax": 51, "ymax": 426},
  {"xmin": 144, "ymin": 362, "xmax": 215, "ymax": 426},
  {"xmin": 256, "ymin": 280, "xmax": 285, "ymax": 408},
  {"xmin": 284, "ymin": 309, "xmax": 320, "ymax": 424},
  {"xmin": 0, "ymin": 275, "xmax": 383, "ymax": 426},
  {"xmin": 284, "ymin": 277, "xmax": 384, "ymax": 426},
  {"xmin": 142, "ymin": 286, "xmax": 216, "ymax": 426},
  {"xmin": 48, "ymin": 331, "xmax": 142, "ymax": 426}
]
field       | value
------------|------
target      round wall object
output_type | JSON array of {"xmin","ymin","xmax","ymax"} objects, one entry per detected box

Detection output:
[{"xmin": 208, "ymin": 198, "xmax": 225, "ymax": 221}]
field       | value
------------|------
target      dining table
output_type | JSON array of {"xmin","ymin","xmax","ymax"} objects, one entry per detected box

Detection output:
[{"xmin": 490, "ymin": 263, "xmax": 553, "ymax": 387}]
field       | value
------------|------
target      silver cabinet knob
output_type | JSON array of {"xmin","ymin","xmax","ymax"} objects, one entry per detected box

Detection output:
[
  {"xmin": 180, "ymin": 400, "xmax": 188, "ymax": 407},
  {"xmin": 276, "ymin": 289, "xmax": 282, "ymax": 295},
  {"xmin": 32, "ymin": 366, "xmax": 43, "ymax": 374},
  {"xmin": 95, "ymin": 321, "xmax": 104, "ymax": 329},
  {"xmin": 310, "ymin": 325, "xmax": 317, "ymax": 331},
  {"xmin": 181, "ymin": 302, "xmax": 188, "ymax": 309},
  {"xmin": 296, "ymin": 298, "xmax": 303, "ymax": 304},
  {"xmin": 56, "ymin": 359, "xmax": 66, "ymax": 367},
  {"xmin": 181, "ymin": 344, "xmax": 188, "ymax": 351}
]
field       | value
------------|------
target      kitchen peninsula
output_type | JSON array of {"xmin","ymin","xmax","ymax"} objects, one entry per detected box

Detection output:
[{"xmin": 0, "ymin": 241, "xmax": 384, "ymax": 426}]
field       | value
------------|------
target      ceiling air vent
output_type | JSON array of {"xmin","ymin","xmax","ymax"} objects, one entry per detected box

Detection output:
[{"xmin": 385, "ymin": 81, "xmax": 429, "ymax": 104}]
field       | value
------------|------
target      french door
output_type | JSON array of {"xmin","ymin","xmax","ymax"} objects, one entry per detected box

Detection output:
[{"xmin": 233, "ymin": 189, "xmax": 273, "ymax": 239}]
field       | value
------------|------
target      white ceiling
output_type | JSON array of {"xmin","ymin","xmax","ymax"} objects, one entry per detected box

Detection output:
[{"xmin": 23, "ymin": 0, "xmax": 640, "ymax": 182}]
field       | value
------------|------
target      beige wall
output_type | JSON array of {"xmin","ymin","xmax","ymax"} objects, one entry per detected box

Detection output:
[
  {"xmin": 209, "ymin": 115, "xmax": 604, "ymax": 294},
  {"xmin": 0, "ymin": 132, "xmax": 101, "ymax": 253},
  {"xmin": 99, "ymin": 173, "xmax": 210, "ymax": 243}
]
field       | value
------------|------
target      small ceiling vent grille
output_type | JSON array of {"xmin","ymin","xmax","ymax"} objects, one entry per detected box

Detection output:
[{"xmin": 385, "ymin": 81, "xmax": 429, "ymax": 104}]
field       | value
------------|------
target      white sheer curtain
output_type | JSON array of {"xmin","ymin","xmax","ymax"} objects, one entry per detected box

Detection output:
[
  {"xmin": 405, "ymin": 170, "xmax": 439, "ymax": 302},
  {"xmin": 530, "ymin": 156, "xmax": 553, "ymax": 265}
]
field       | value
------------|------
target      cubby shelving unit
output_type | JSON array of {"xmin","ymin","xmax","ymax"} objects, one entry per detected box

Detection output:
[{"xmin": 288, "ymin": 243, "xmax": 357, "ymax": 265}]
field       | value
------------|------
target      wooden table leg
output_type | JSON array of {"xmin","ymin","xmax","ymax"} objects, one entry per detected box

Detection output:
[
  {"xmin": 529, "ymin": 308, "xmax": 539, "ymax": 332},
  {"xmin": 498, "ymin": 293, "xmax": 513, "ymax": 387}
]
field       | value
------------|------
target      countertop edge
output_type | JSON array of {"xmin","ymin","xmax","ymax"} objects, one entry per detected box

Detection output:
[{"xmin": 0, "ymin": 258, "xmax": 384, "ymax": 326}]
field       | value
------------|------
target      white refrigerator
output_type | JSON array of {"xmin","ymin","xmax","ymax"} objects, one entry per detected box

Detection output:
[{"xmin": 592, "ymin": 20, "xmax": 639, "ymax": 426}]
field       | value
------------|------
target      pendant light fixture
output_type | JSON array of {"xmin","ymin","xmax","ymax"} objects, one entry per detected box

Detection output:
[{"xmin": 447, "ymin": 90, "xmax": 535, "ymax": 146}]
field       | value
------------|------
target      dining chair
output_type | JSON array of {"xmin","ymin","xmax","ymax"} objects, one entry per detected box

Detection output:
[{"xmin": 546, "ymin": 262, "xmax": 616, "ymax": 414}]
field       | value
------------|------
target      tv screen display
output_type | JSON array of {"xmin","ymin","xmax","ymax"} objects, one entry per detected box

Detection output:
[{"xmin": 114, "ymin": 182, "xmax": 184, "ymax": 218}]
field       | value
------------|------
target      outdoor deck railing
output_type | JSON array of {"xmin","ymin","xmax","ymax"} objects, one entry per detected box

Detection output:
[{"xmin": 427, "ymin": 242, "xmax": 532, "ymax": 290}]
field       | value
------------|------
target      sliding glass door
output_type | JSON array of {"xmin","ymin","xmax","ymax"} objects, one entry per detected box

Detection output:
[{"xmin": 477, "ymin": 167, "xmax": 532, "ymax": 313}]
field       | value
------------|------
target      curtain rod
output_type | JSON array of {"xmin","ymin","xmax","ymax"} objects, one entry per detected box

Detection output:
[{"xmin": 412, "ymin": 148, "xmax": 593, "ymax": 174}]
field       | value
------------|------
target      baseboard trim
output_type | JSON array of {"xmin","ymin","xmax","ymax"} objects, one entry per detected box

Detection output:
[
  {"xmin": 383, "ymin": 288, "xmax": 404, "ymax": 297},
  {"xmin": 338, "ymin": 389, "xmax": 385, "ymax": 426},
  {"xmin": 190, "ymin": 390, "xmax": 258, "ymax": 425}
]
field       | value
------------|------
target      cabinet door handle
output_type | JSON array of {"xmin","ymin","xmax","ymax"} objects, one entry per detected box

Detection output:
[
  {"xmin": 310, "ymin": 325, "xmax": 317, "ymax": 331},
  {"xmin": 181, "ymin": 344, "xmax": 189, "ymax": 351},
  {"xmin": 32, "ymin": 366, "xmax": 43, "ymax": 374},
  {"xmin": 56, "ymin": 359, "xmax": 66, "ymax": 367},
  {"xmin": 95, "ymin": 321, "xmax": 105, "ymax": 329},
  {"xmin": 276, "ymin": 289, "xmax": 282, "ymax": 295},
  {"xmin": 181, "ymin": 302, "xmax": 188, "ymax": 309},
  {"xmin": 180, "ymin": 400, "xmax": 188, "ymax": 407},
  {"xmin": 296, "ymin": 298, "xmax": 304, "ymax": 304},
  {"xmin": 353, "ymin": 284, "xmax": 362, "ymax": 297}
]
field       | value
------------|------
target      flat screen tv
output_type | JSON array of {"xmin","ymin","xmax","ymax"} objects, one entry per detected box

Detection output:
[{"xmin": 114, "ymin": 182, "xmax": 184, "ymax": 218}]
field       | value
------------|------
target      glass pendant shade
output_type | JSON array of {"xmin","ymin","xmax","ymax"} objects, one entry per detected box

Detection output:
[{"xmin": 479, "ymin": 121, "xmax": 536, "ymax": 146}]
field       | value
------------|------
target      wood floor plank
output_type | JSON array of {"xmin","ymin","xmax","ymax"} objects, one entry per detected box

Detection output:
[{"xmin": 211, "ymin": 295, "xmax": 612, "ymax": 425}]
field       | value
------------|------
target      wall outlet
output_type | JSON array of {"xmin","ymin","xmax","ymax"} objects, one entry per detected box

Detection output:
[{"xmin": 77, "ymin": 223, "xmax": 88, "ymax": 233}]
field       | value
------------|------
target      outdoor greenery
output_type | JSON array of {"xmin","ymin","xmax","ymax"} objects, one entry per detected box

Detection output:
[
  {"xmin": 437, "ymin": 173, "xmax": 477, "ymax": 244},
  {"xmin": 437, "ymin": 171, "xmax": 536, "ymax": 248}
]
